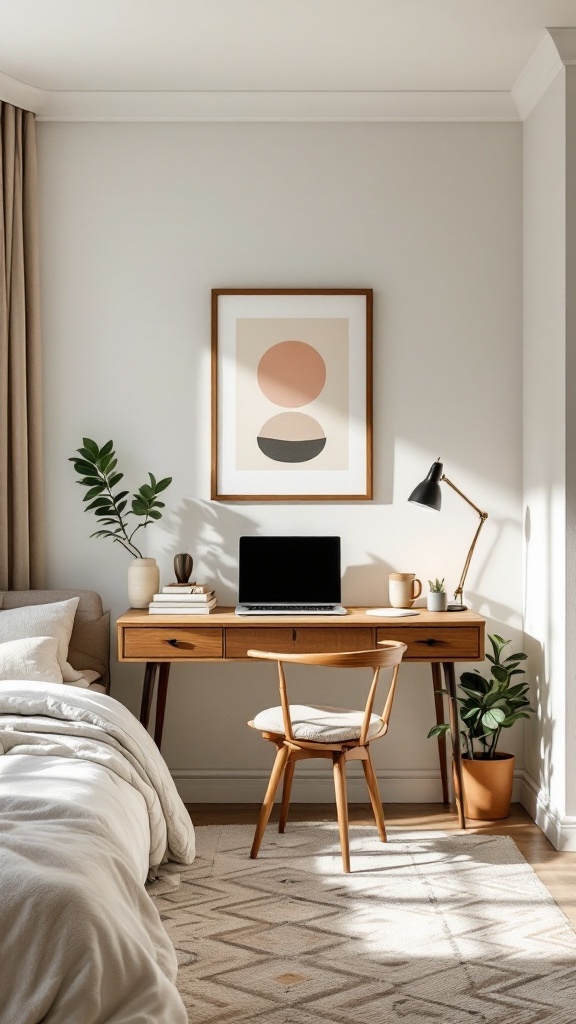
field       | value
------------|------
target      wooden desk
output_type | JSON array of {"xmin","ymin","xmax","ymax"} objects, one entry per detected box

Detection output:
[{"xmin": 116, "ymin": 606, "xmax": 485, "ymax": 828}]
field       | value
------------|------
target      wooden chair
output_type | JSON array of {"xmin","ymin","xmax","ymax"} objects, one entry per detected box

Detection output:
[{"xmin": 247, "ymin": 641, "xmax": 407, "ymax": 872}]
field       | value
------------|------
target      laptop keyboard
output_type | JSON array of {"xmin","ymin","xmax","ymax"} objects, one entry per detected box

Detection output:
[{"xmin": 249, "ymin": 604, "xmax": 336, "ymax": 612}]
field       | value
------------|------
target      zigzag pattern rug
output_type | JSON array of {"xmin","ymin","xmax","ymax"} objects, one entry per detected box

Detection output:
[{"xmin": 148, "ymin": 823, "xmax": 576, "ymax": 1023}]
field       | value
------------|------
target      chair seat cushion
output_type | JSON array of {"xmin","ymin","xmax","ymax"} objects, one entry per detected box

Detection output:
[{"xmin": 252, "ymin": 704, "xmax": 382, "ymax": 743}]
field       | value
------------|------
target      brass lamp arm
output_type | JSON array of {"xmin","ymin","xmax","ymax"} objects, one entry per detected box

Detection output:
[{"xmin": 442, "ymin": 475, "xmax": 489, "ymax": 603}]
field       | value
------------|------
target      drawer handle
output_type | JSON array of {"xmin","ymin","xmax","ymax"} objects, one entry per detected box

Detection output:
[
  {"xmin": 166, "ymin": 638, "xmax": 195, "ymax": 649},
  {"xmin": 422, "ymin": 638, "xmax": 438, "ymax": 647}
]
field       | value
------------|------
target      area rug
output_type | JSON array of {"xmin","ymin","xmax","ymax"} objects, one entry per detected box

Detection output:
[{"xmin": 148, "ymin": 824, "xmax": 576, "ymax": 1024}]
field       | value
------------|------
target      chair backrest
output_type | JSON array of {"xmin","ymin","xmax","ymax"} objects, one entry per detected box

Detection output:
[{"xmin": 248, "ymin": 642, "xmax": 407, "ymax": 745}]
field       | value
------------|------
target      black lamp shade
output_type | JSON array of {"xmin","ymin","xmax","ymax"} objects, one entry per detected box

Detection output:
[{"xmin": 408, "ymin": 460, "xmax": 444, "ymax": 510}]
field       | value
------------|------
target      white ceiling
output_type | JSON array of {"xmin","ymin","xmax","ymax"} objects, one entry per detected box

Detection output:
[{"xmin": 1, "ymin": 0, "xmax": 575, "ymax": 120}]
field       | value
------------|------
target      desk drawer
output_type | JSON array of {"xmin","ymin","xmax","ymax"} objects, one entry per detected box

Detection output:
[
  {"xmin": 377, "ymin": 626, "xmax": 481, "ymax": 661},
  {"xmin": 225, "ymin": 626, "xmax": 374, "ymax": 659},
  {"xmin": 123, "ymin": 627, "xmax": 223, "ymax": 660},
  {"xmin": 293, "ymin": 627, "xmax": 374, "ymax": 654},
  {"xmin": 226, "ymin": 629, "xmax": 294, "ymax": 659}
]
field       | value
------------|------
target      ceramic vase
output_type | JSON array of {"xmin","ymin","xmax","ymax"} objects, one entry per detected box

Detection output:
[
  {"xmin": 174, "ymin": 552, "xmax": 193, "ymax": 583},
  {"xmin": 128, "ymin": 557, "xmax": 160, "ymax": 609},
  {"xmin": 427, "ymin": 591, "xmax": 448, "ymax": 611}
]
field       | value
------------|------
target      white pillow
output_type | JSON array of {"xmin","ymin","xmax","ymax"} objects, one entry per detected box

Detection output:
[
  {"xmin": 0, "ymin": 598, "xmax": 83, "ymax": 682},
  {"xmin": 65, "ymin": 668, "xmax": 102, "ymax": 689},
  {"xmin": 0, "ymin": 636, "xmax": 63, "ymax": 684}
]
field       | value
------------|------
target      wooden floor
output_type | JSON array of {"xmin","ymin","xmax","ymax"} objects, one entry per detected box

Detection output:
[{"xmin": 186, "ymin": 802, "xmax": 576, "ymax": 928}]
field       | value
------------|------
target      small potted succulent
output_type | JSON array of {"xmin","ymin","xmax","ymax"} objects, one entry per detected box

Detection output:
[
  {"xmin": 69, "ymin": 438, "xmax": 172, "ymax": 608},
  {"xmin": 427, "ymin": 578, "xmax": 447, "ymax": 611},
  {"xmin": 428, "ymin": 634, "xmax": 534, "ymax": 819}
]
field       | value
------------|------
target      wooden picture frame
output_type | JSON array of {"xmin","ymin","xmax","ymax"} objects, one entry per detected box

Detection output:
[{"xmin": 211, "ymin": 288, "xmax": 373, "ymax": 501}]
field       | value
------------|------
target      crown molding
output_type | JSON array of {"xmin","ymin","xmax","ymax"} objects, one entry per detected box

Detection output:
[
  {"xmin": 0, "ymin": 67, "xmax": 518, "ymax": 123},
  {"xmin": 0, "ymin": 68, "xmax": 45, "ymax": 112},
  {"xmin": 512, "ymin": 28, "xmax": 576, "ymax": 121}
]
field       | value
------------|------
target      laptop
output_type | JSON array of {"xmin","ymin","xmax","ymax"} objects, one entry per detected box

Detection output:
[{"xmin": 235, "ymin": 536, "xmax": 347, "ymax": 616}]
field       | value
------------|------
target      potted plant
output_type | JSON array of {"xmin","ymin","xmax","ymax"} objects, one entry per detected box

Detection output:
[
  {"xmin": 428, "ymin": 634, "xmax": 534, "ymax": 819},
  {"xmin": 427, "ymin": 578, "xmax": 447, "ymax": 611},
  {"xmin": 69, "ymin": 438, "xmax": 172, "ymax": 608}
]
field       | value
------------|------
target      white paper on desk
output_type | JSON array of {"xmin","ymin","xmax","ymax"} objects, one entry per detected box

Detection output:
[{"xmin": 365, "ymin": 608, "xmax": 420, "ymax": 617}]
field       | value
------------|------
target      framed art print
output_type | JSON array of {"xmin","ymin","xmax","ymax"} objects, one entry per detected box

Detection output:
[{"xmin": 211, "ymin": 288, "xmax": 373, "ymax": 501}]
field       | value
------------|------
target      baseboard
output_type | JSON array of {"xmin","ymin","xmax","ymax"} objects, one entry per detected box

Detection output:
[
  {"xmin": 172, "ymin": 767, "xmax": 524, "ymax": 805},
  {"xmin": 519, "ymin": 770, "xmax": 576, "ymax": 851}
]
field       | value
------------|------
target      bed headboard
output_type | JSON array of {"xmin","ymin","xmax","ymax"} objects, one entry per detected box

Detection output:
[{"xmin": 0, "ymin": 590, "xmax": 110, "ymax": 691}]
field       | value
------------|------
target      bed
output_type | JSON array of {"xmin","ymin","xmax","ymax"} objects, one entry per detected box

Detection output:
[{"xmin": 0, "ymin": 589, "xmax": 195, "ymax": 1024}]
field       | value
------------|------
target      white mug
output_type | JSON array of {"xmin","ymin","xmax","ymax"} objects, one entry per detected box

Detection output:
[{"xmin": 389, "ymin": 572, "xmax": 422, "ymax": 609}]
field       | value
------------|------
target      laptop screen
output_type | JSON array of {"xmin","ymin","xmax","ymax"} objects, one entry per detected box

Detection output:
[{"xmin": 238, "ymin": 536, "xmax": 342, "ymax": 604}]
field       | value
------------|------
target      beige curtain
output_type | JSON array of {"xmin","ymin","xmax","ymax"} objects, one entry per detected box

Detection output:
[{"xmin": 0, "ymin": 102, "xmax": 44, "ymax": 590}]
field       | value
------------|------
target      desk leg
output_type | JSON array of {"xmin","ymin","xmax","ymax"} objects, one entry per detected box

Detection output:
[
  {"xmin": 140, "ymin": 662, "xmax": 158, "ymax": 728},
  {"xmin": 154, "ymin": 664, "xmax": 171, "ymax": 750},
  {"xmin": 443, "ymin": 662, "xmax": 466, "ymax": 829},
  {"xmin": 431, "ymin": 663, "xmax": 449, "ymax": 805}
]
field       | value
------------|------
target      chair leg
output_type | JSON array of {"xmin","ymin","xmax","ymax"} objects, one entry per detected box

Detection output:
[
  {"xmin": 250, "ymin": 744, "xmax": 290, "ymax": 859},
  {"xmin": 362, "ymin": 749, "xmax": 387, "ymax": 843},
  {"xmin": 279, "ymin": 759, "xmax": 295, "ymax": 833},
  {"xmin": 333, "ymin": 752, "xmax": 351, "ymax": 873}
]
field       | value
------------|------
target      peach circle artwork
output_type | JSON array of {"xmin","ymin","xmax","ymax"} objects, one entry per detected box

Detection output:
[
  {"xmin": 256, "ymin": 341, "xmax": 327, "ymax": 463},
  {"xmin": 257, "ymin": 341, "xmax": 326, "ymax": 408}
]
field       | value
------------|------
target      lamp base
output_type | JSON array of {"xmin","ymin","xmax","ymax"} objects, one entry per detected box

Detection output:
[{"xmin": 447, "ymin": 603, "xmax": 468, "ymax": 612}]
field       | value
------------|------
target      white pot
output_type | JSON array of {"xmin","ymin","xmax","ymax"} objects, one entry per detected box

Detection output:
[
  {"xmin": 427, "ymin": 591, "xmax": 448, "ymax": 612},
  {"xmin": 128, "ymin": 557, "xmax": 160, "ymax": 609}
]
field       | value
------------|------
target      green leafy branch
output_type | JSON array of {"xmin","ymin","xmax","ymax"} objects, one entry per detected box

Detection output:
[
  {"xmin": 428, "ymin": 633, "xmax": 534, "ymax": 760},
  {"xmin": 69, "ymin": 437, "xmax": 172, "ymax": 558}
]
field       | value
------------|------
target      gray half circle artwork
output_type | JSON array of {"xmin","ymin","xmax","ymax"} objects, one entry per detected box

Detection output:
[{"xmin": 257, "ymin": 412, "xmax": 326, "ymax": 464}]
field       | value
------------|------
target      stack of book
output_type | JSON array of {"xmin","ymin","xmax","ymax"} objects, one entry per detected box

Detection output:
[{"xmin": 148, "ymin": 582, "xmax": 217, "ymax": 614}]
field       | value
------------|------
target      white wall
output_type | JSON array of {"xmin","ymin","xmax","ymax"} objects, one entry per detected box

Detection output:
[
  {"xmin": 523, "ymin": 64, "xmax": 576, "ymax": 848},
  {"xmin": 523, "ymin": 71, "xmax": 567, "ymax": 824},
  {"xmin": 37, "ymin": 121, "xmax": 523, "ymax": 801}
]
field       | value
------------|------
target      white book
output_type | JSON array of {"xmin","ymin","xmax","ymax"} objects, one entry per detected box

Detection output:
[
  {"xmin": 148, "ymin": 598, "xmax": 217, "ymax": 614},
  {"xmin": 161, "ymin": 583, "xmax": 212, "ymax": 594},
  {"xmin": 152, "ymin": 591, "xmax": 215, "ymax": 603}
]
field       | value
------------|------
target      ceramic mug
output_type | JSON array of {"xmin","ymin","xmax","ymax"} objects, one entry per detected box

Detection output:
[{"xmin": 389, "ymin": 572, "xmax": 422, "ymax": 609}]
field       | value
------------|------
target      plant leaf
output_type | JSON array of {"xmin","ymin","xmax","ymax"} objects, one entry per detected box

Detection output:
[
  {"xmin": 71, "ymin": 459, "xmax": 96, "ymax": 476},
  {"xmin": 78, "ymin": 475, "xmax": 103, "ymax": 487},
  {"xmin": 428, "ymin": 724, "xmax": 450, "ymax": 739},
  {"xmin": 78, "ymin": 447, "xmax": 98, "ymax": 463},
  {"xmin": 82, "ymin": 438, "xmax": 99, "ymax": 457},
  {"xmin": 99, "ymin": 440, "xmax": 114, "ymax": 458},
  {"xmin": 459, "ymin": 672, "xmax": 488, "ymax": 693},
  {"xmin": 83, "ymin": 485, "xmax": 105, "ymax": 500},
  {"xmin": 85, "ymin": 497, "xmax": 112, "ymax": 511},
  {"xmin": 501, "ymin": 712, "xmax": 531, "ymax": 727},
  {"xmin": 491, "ymin": 665, "xmax": 508, "ymax": 684},
  {"xmin": 154, "ymin": 476, "xmax": 172, "ymax": 493},
  {"xmin": 482, "ymin": 707, "xmax": 506, "ymax": 730}
]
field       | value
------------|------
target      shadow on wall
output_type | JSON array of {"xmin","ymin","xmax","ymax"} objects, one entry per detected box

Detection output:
[
  {"xmin": 162, "ymin": 498, "xmax": 258, "ymax": 603},
  {"xmin": 521, "ymin": 503, "xmax": 553, "ymax": 810},
  {"xmin": 164, "ymin": 500, "xmax": 398, "ymax": 607}
]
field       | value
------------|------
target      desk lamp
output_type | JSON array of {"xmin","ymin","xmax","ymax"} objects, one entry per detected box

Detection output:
[{"xmin": 408, "ymin": 459, "xmax": 488, "ymax": 611}]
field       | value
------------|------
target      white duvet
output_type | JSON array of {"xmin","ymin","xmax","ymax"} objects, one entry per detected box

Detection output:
[{"xmin": 0, "ymin": 680, "xmax": 195, "ymax": 1024}]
